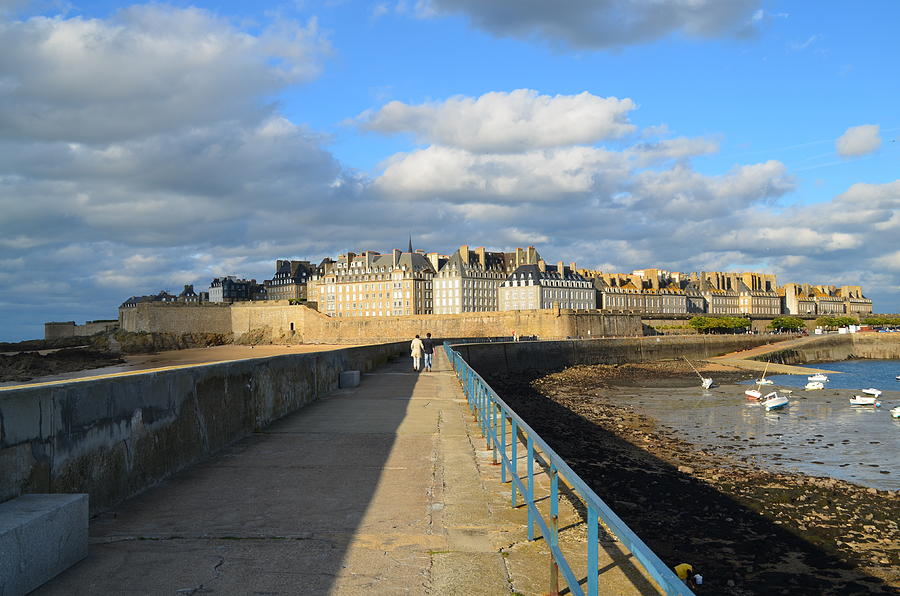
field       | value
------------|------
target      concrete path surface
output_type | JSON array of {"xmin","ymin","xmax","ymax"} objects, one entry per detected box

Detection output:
[
  {"xmin": 37, "ymin": 350, "xmax": 663, "ymax": 595},
  {"xmin": 707, "ymin": 335, "xmax": 841, "ymax": 376}
]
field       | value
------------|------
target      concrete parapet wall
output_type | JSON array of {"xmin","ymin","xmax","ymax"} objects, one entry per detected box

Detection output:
[
  {"xmin": 121, "ymin": 302, "xmax": 643, "ymax": 344},
  {"xmin": 454, "ymin": 334, "xmax": 787, "ymax": 378},
  {"xmin": 0, "ymin": 342, "xmax": 406, "ymax": 513},
  {"xmin": 754, "ymin": 333, "xmax": 900, "ymax": 365}
]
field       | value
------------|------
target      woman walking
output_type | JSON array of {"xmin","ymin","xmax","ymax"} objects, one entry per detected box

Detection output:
[{"xmin": 410, "ymin": 334, "xmax": 425, "ymax": 371}]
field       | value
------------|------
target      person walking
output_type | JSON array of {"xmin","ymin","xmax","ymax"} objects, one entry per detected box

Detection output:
[
  {"xmin": 410, "ymin": 334, "xmax": 425, "ymax": 372},
  {"xmin": 422, "ymin": 332, "xmax": 434, "ymax": 372}
]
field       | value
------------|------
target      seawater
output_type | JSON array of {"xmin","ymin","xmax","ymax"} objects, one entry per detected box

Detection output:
[{"xmin": 624, "ymin": 359, "xmax": 900, "ymax": 491}]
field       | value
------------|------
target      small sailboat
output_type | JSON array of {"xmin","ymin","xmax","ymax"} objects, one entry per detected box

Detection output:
[
  {"xmin": 755, "ymin": 361, "xmax": 773, "ymax": 385},
  {"xmin": 683, "ymin": 357, "xmax": 715, "ymax": 389},
  {"xmin": 805, "ymin": 381, "xmax": 824, "ymax": 391},
  {"xmin": 861, "ymin": 388, "xmax": 882, "ymax": 398},
  {"xmin": 762, "ymin": 391, "xmax": 789, "ymax": 411},
  {"xmin": 808, "ymin": 373, "xmax": 829, "ymax": 382},
  {"xmin": 891, "ymin": 406, "xmax": 900, "ymax": 419},
  {"xmin": 850, "ymin": 395, "xmax": 881, "ymax": 406},
  {"xmin": 745, "ymin": 388, "xmax": 762, "ymax": 401}
]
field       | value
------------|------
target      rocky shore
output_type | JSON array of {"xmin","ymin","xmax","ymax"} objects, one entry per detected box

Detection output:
[{"xmin": 486, "ymin": 360, "xmax": 900, "ymax": 595}]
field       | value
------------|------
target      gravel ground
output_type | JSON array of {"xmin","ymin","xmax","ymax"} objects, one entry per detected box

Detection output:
[{"xmin": 485, "ymin": 360, "xmax": 900, "ymax": 596}]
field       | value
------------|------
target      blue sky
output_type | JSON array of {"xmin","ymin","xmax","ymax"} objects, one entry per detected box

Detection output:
[{"xmin": 1, "ymin": 0, "xmax": 898, "ymax": 341}]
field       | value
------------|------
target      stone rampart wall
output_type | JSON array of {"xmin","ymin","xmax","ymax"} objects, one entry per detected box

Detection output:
[
  {"xmin": 0, "ymin": 342, "xmax": 406, "ymax": 513},
  {"xmin": 44, "ymin": 320, "xmax": 119, "ymax": 340},
  {"xmin": 454, "ymin": 334, "xmax": 787, "ymax": 378},
  {"xmin": 122, "ymin": 302, "xmax": 643, "ymax": 344}
]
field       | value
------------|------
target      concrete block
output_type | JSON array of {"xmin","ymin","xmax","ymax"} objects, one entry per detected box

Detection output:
[
  {"xmin": 0, "ymin": 494, "xmax": 88, "ymax": 595},
  {"xmin": 339, "ymin": 370, "xmax": 360, "ymax": 388}
]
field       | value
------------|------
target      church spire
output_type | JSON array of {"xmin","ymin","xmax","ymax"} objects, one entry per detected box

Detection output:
[{"xmin": 408, "ymin": 234, "xmax": 413, "ymax": 254}]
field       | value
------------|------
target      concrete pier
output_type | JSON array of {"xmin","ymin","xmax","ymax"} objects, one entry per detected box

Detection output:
[{"xmin": 34, "ymin": 350, "xmax": 662, "ymax": 595}]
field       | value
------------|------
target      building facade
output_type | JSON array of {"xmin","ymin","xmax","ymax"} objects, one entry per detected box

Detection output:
[
  {"xmin": 265, "ymin": 260, "xmax": 314, "ymax": 301},
  {"xmin": 499, "ymin": 263, "xmax": 594, "ymax": 311},
  {"xmin": 311, "ymin": 249, "xmax": 436, "ymax": 317},
  {"xmin": 209, "ymin": 276, "xmax": 257, "ymax": 303},
  {"xmin": 434, "ymin": 245, "xmax": 540, "ymax": 314}
]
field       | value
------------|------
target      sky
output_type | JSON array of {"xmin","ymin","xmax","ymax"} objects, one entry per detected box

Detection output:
[{"xmin": 1, "ymin": 0, "xmax": 898, "ymax": 341}]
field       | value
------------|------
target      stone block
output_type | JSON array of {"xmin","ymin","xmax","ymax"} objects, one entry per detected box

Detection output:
[
  {"xmin": 0, "ymin": 494, "xmax": 88, "ymax": 595},
  {"xmin": 339, "ymin": 370, "xmax": 360, "ymax": 388}
]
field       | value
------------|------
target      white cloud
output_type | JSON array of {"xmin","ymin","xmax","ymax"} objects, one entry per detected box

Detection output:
[
  {"xmin": 0, "ymin": 6, "xmax": 329, "ymax": 143},
  {"xmin": 358, "ymin": 89, "xmax": 636, "ymax": 152},
  {"xmin": 835, "ymin": 124, "xmax": 881, "ymax": 158},
  {"xmin": 416, "ymin": 0, "xmax": 762, "ymax": 49}
]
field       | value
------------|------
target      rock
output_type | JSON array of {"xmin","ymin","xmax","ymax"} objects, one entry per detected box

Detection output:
[
  {"xmin": 866, "ymin": 487, "xmax": 878, "ymax": 494},
  {"xmin": 677, "ymin": 465, "xmax": 694, "ymax": 474}
]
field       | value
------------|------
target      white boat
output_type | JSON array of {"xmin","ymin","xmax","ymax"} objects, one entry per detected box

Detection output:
[
  {"xmin": 762, "ymin": 391, "xmax": 789, "ymax": 411},
  {"xmin": 892, "ymin": 406, "xmax": 900, "ymax": 419},
  {"xmin": 896, "ymin": 375, "xmax": 900, "ymax": 381},
  {"xmin": 745, "ymin": 388, "xmax": 762, "ymax": 400},
  {"xmin": 861, "ymin": 388, "xmax": 882, "ymax": 397},
  {"xmin": 849, "ymin": 395, "xmax": 880, "ymax": 406},
  {"xmin": 808, "ymin": 373, "xmax": 829, "ymax": 382},
  {"xmin": 756, "ymin": 378, "xmax": 774, "ymax": 385},
  {"xmin": 683, "ymin": 356, "xmax": 715, "ymax": 390},
  {"xmin": 805, "ymin": 381, "xmax": 824, "ymax": 390}
]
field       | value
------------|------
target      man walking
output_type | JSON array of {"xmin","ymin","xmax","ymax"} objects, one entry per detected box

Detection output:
[
  {"xmin": 410, "ymin": 334, "xmax": 424, "ymax": 372},
  {"xmin": 422, "ymin": 332, "xmax": 434, "ymax": 372}
]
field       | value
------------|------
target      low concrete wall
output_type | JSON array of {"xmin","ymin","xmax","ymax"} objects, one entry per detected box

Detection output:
[
  {"xmin": 0, "ymin": 342, "xmax": 406, "ymax": 514},
  {"xmin": 454, "ymin": 334, "xmax": 789, "ymax": 378},
  {"xmin": 751, "ymin": 333, "xmax": 900, "ymax": 365}
]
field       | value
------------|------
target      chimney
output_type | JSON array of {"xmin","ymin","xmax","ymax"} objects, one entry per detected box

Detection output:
[
  {"xmin": 475, "ymin": 247, "xmax": 486, "ymax": 268},
  {"xmin": 392, "ymin": 248, "xmax": 401, "ymax": 268},
  {"xmin": 459, "ymin": 245, "xmax": 469, "ymax": 264},
  {"xmin": 537, "ymin": 260, "xmax": 546, "ymax": 272},
  {"xmin": 557, "ymin": 261, "xmax": 565, "ymax": 274},
  {"xmin": 569, "ymin": 262, "xmax": 577, "ymax": 273}
]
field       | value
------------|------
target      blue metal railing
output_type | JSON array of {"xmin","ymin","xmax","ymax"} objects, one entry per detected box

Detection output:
[{"xmin": 443, "ymin": 341, "xmax": 695, "ymax": 596}]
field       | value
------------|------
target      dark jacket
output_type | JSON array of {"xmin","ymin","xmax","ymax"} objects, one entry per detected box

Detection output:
[{"xmin": 422, "ymin": 338, "xmax": 434, "ymax": 354}]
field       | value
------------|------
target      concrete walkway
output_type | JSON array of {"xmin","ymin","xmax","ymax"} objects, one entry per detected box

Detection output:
[{"xmin": 37, "ymin": 350, "xmax": 662, "ymax": 595}]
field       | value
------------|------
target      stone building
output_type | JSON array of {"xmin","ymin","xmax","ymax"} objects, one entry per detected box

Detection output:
[
  {"xmin": 121, "ymin": 291, "xmax": 179, "ymax": 308},
  {"xmin": 209, "ymin": 276, "xmax": 257, "ymax": 303},
  {"xmin": 836, "ymin": 285, "xmax": 873, "ymax": 315},
  {"xmin": 811, "ymin": 285, "xmax": 845, "ymax": 315},
  {"xmin": 781, "ymin": 283, "xmax": 817, "ymax": 315},
  {"xmin": 585, "ymin": 270, "xmax": 688, "ymax": 314},
  {"xmin": 265, "ymin": 260, "xmax": 314, "ymax": 301},
  {"xmin": 499, "ymin": 262, "xmax": 594, "ymax": 311},
  {"xmin": 311, "ymin": 249, "xmax": 436, "ymax": 317},
  {"xmin": 178, "ymin": 284, "xmax": 200, "ymax": 304},
  {"xmin": 434, "ymin": 245, "xmax": 542, "ymax": 314}
]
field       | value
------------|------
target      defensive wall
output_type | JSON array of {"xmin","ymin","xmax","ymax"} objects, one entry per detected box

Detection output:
[
  {"xmin": 747, "ymin": 332, "xmax": 900, "ymax": 365},
  {"xmin": 453, "ymin": 334, "xmax": 790, "ymax": 378},
  {"xmin": 120, "ymin": 302, "xmax": 643, "ymax": 344},
  {"xmin": 44, "ymin": 320, "xmax": 119, "ymax": 341},
  {"xmin": 0, "ymin": 342, "xmax": 407, "ymax": 513},
  {"xmin": 641, "ymin": 314, "xmax": 822, "ymax": 334}
]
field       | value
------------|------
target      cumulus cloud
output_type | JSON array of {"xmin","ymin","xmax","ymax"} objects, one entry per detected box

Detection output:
[
  {"xmin": 358, "ymin": 89, "xmax": 636, "ymax": 152},
  {"xmin": 0, "ymin": 6, "xmax": 329, "ymax": 143},
  {"xmin": 415, "ymin": 0, "xmax": 762, "ymax": 49},
  {"xmin": 835, "ymin": 124, "xmax": 881, "ymax": 158}
]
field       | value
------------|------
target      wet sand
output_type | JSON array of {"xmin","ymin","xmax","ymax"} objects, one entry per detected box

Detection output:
[{"xmin": 487, "ymin": 360, "xmax": 900, "ymax": 595}]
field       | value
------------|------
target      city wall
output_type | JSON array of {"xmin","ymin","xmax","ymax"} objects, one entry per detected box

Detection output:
[
  {"xmin": 120, "ymin": 302, "xmax": 644, "ymax": 344},
  {"xmin": 44, "ymin": 320, "xmax": 119, "ymax": 341},
  {"xmin": 641, "ymin": 315, "xmax": 821, "ymax": 334},
  {"xmin": 454, "ymin": 334, "xmax": 786, "ymax": 378},
  {"xmin": 0, "ymin": 342, "xmax": 406, "ymax": 513}
]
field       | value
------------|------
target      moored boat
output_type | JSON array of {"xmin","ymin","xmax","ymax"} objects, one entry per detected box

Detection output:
[
  {"xmin": 808, "ymin": 373, "xmax": 829, "ymax": 382},
  {"xmin": 892, "ymin": 406, "xmax": 900, "ymax": 418},
  {"xmin": 861, "ymin": 388, "xmax": 882, "ymax": 397},
  {"xmin": 805, "ymin": 381, "xmax": 824, "ymax": 390},
  {"xmin": 762, "ymin": 391, "xmax": 789, "ymax": 411},
  {"xmin": 849, "ymin": 395, "xmax": 880, "ymax": 406},
  {"xmin": 745, "ymin": 388, "xmax": 762, "ymax": 400}
]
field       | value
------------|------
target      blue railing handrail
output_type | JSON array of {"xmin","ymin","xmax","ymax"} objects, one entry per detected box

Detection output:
[{"xmin": 443, "ymin": 341, "xmax": 695, "ymax": 596}]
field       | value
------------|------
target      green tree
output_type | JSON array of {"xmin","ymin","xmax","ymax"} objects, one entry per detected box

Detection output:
[
  {"xmin": 768, "ymin": 316, "xmax": 805, "ymax": 332},
  {"xmin": 689, "ymin": 315, "xmax": 751, "ymax": 333}
]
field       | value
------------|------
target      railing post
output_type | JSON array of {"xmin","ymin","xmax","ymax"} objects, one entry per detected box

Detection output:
[
  {"xmin": 550, "ymin": 465, "xmax": 559, "ymax": 595},
  {"xmin": 500, "ymin": 412, "xmax": 507, "ymax": 482},
  {"xmin": 491, "ymin": 395, "xmax": 498, "ymax": 464},
  {"xmin": 511, "ymin": 419, "xmax": 518, "ymax": 507},
  {"xmin": 527, "ymin": 434, "xmax": 535, "ymax": 541},
  {"xmin": 588, "ymin": 506, "xmax": 598, "ymax": 596}
]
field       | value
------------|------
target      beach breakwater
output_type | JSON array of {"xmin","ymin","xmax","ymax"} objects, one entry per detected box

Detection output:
[
  {"xmin": 0, "ymin": 342, "xmax": 406, "ymax": 513},
  {"xmin": 749, "ymin": 333, "xmax": 900, "ymax": 365}
]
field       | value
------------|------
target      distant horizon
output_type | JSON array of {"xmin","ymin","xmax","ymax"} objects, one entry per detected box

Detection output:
[{"xmin": 1, "ymin": 0, "xmax": 897, "ymax": 342}]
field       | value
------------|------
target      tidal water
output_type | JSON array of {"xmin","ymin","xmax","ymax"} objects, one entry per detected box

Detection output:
[{"xmin": 624, "ymin": 359, "xmax": 900, "ymax": 491}]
